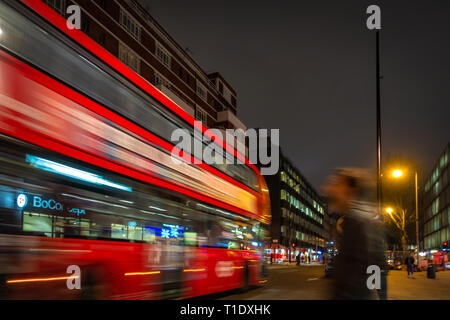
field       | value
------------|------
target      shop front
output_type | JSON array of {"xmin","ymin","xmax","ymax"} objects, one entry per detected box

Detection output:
[{"xmin": 266, "ymin": 244, "xmax": 323, "ymax": 264}]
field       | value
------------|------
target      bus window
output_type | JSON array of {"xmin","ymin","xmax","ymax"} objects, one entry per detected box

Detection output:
[
  {"xmin": 54, "ymin": 216, "xmax": 81, "ymax": 238},
  {"xmin": 23, "ymin": 212, "xmax": 52, "ymax": 237}
]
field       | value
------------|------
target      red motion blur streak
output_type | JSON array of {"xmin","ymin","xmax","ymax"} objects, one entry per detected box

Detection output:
[
  {"xmin": 19, "ymin": 0, "xmax": 259, "ymax": 199},
  {"xmin": 0, "ymin": 50, "xmax": 263, "ymax": 222},
  {"xmin": 20, "ymin": 0, "xmax": 261, "ymax": 176}
]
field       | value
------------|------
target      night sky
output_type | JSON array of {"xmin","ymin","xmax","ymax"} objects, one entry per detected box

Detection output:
[{"xmin": 141, "ymin": 0, "xmax": 450, "ymax": 190}]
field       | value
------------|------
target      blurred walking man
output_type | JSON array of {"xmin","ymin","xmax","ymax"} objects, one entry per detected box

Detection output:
[{"xmin": 323, "ymin": 168, "xmax": 387, "ymax": 300}]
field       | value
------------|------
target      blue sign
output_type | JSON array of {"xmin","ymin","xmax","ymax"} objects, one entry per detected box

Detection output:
[
  {"xmin": 33, "ymin": 196, "xmax": 63, "ymax": 211},
  {"xmin": 18, "ymin": 194, "xmax": 86, "ymax": 216},
  {"xmin": 145, "ymin": 225, "xmax": 184, "ymax": 239},
  {"xmin": 68, "ymin": 208, "xmax": 86, "ymax": 216},
  {"xmin": 128, "ymin": 221, "xmax": 137, "ymax": 227}
]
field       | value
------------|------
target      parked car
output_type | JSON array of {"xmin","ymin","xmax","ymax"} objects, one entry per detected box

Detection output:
[
  {"xmin": 325, "ymin": 259, "xmax": 335, "ymax": 277},
  {"xmin": 387, "ymin": 259, "xmax": 403, "ymax": 270}
]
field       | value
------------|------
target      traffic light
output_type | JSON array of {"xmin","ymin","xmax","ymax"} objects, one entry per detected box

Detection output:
[{"xmin": 443, "ymin": 241, "xmax": 448, "ymax": 250}]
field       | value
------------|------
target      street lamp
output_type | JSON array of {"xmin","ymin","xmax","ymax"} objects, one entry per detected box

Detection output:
[
  {"xmin": 391, "ymin": 169, "xmax": 420, "ymax": 267},
  {"xmin": 392, "ymin": 170, "xmax": 403, "ymax": 178}
]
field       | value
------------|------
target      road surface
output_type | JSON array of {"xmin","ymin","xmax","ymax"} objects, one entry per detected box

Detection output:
[{"xmin": 212, "ymin": 264, "xmax": 450, "ymax": 300}]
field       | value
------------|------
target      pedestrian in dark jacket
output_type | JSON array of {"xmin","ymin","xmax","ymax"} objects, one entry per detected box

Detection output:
[
  {"xmin": 405, "ymin": 252, "xmax": 415, "ymax": 279},
  {"xmin": 322, "ymin": 168, "xmax": 384, "ymax": 300}
]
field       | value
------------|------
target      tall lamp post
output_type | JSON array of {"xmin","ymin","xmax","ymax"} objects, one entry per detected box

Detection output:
[
  {"xmin": 366, "ymin": 4, "xmax": 383, "ymax": 227},
  {"xmin": 391, "ymin": 169, "xmax": 420, "ymax": 266}
]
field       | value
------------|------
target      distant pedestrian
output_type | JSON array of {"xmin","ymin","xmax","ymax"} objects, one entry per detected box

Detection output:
[
  {"xmin": 296, "ymin": 253, "xmax": 300, "ymax": 266},
  {"xmin": 405, "ymin": 252, "xmax": 415, "ymax": 279}
]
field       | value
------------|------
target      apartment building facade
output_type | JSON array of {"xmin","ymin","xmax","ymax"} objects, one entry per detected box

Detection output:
[
  {"xmin": 420, "ymin": 142, "xmax": 450, "ymax": 253},
  {"xmin": 264, "ymin": 150, "xmax": 326, "ymax": 263},
  {"xmin": 42, "ymin": 0, "xmax": 244, "ymax": 132}
]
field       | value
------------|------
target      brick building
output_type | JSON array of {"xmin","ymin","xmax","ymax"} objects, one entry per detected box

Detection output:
[{"xmin": 42, "ymin": 0, "xmax": 245, "ymax": 132}]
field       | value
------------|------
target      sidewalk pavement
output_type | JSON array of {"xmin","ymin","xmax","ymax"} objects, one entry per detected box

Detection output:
[
  {"xmin": 267, "ymin": 262, "xmax": 324, "ymax": 270},
  {"xmin": 387, "ymin": 269, "xmax": 450, "ymax": 300}
]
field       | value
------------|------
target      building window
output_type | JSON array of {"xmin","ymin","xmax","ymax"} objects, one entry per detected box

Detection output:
[
  {"xmin": 231, "ymin": 95, "xmax": 237, "ymax": 107},
  {"xmin": 156, "ymin": 44, "xmax": 171, "ymax": 67},
  {"xmin": 119, "ymin": 43, "xmax": 140, "ymax": 73},
  {"xmin": 81, "ymin": 17, "xmax": 90, "ymax": 33},
  {"xmin": 120, "ymin": 8, "xmax": 141, "ymax": 41},
  {"xmin": 432, "ymin": 198, "xmax": 439, "ymax": 215},
  {"xmin": 43, "ymin": 0, "xmax": 66, "ymax": 15},
  {"xmin": 222, "ymin": 87, "xmax": 231, "ymax": 103},
  {"xmin": 98, "ymin": 33, "xmax": 105, "ymax": 46},
  {"xmin": 440, "ymin": 151, "xmax": 448, "ymax": 169},
  {"xmin": 196, "ymin": 81, "xmax": 207, "ymax": 101},
  {"xmin": 154, "ymin": 72, "xmax": 170, "ymax": 89},
  {"xmin": 434, "ymin": 181, "xmax": 440, "ymax": 195},
  {"xmin": 215, "ymin": 103, "xmax": 224, "ymax": 111},
  {"xmin": 195, "ymin": 107, "xmax": 207, "ymax": 125}
]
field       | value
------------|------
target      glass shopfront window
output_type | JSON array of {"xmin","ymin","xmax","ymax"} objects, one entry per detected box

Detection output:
[{"xmin": 23, "ymin": 212, "xmax": 52, "ymax": 237}]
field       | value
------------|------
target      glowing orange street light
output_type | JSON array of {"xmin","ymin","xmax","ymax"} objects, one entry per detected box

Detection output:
[
  {"xmin": 392, "ymin": 170, "xmax": 403, "ymax": 178},
  {"xmin": 386, "ymin": 207, "xmax": 393, "ymax": 214},
  {"xmin": 389, "ymin": 168, "xmax": 420, "ymax": 265}
]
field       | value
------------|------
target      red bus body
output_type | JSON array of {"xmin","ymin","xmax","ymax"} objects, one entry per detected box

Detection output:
[{"xmin": 0, "ymin": 0, "xmax": 270, "ymax": 299}]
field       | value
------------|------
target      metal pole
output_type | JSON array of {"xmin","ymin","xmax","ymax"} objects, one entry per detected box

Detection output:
[
  {"xmin": 376, "ymin": 31, "xmax": 382, "ymax": 218},
  {"xmin": 415, "ymin": 171, "xmax": 419, "ymax": 267}
]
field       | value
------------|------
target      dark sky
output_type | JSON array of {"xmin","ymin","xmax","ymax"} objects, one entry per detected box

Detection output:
[{"xmin": 141, "ymin": 0, "xmax": 450, "ymax": 190}]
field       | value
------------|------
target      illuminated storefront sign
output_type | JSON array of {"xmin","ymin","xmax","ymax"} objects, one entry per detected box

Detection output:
[
  {"xmin": 68, "ymin": 208, "xmax": 86, "ymax": 216},
  {"xmin": 16, "ymin": 194, "xmax": 28, "ymax": 208},
  {"xmin": 145, "ymin": 225, "xmax": 184, "ymax": 239},
  {"xmin": 128, "ymin": 221, "xmax": 137, "ymax": 227},
  {"xmin": 16, "ymin": 194, "xmax": 86, "ymax": 216},
  {"xmin": 33, "ymin": 196, "xmax": 63, "ymax": 211}
]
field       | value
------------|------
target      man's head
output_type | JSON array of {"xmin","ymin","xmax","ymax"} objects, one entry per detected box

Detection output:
[{"xmin": 321, "ymin": 168, "xmax": 375, "ymax": 213}]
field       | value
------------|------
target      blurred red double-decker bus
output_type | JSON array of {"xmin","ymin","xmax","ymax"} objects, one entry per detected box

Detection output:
[{"xmin": 0, "ymin": 0, "xmax": 270, "ymax": 299}]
